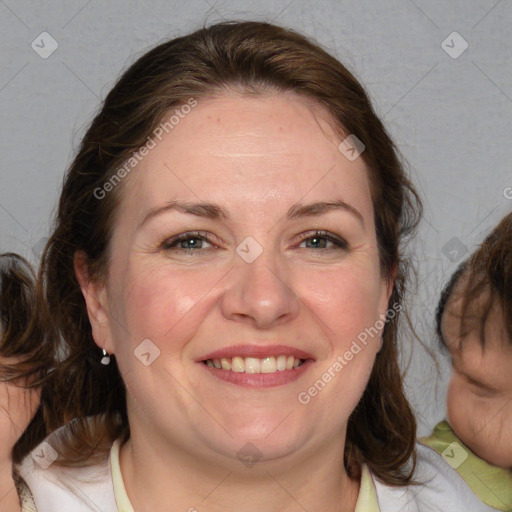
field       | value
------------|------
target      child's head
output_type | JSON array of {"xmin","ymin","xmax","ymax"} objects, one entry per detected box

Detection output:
[
  {"xmin": 0, "ymin": 253, "xmax": 45, "ymax": 465},
  {"xmin": 436, "ymin": 213, "xmax": 512, "ymax": 469}
]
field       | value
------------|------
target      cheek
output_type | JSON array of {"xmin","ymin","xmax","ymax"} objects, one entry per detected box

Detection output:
[
  {"xmin": 447, "ymin": 379, "xmax": 512, "ymax": 468},
  {"xmin": 111, "ymin": 263, "xmax": 213, "ymax": 342},
  {"xmin": 478, "ymin": 403, "xmax": 512, "ymax": 468},
  {"xmin": 106, "ymin": 246, "xmax": 387, "ymax": 391},
  {"xmin": 447, "ymin": 378, "xmax": 474, "ymax": 438},
  {"xmin": 300, "ymin": 265, "xmax": 386, "ymax": 345},
  {"xmin": 106, "ymin": 261, "xmax": 236, "ymax": 377},
  {"xmin": 470, "ymin": 399, "xmax": 512, "ymax": 465},
  {"xmin": 296, "ymin": 266, "xmax": 386, "ymax": 404}
]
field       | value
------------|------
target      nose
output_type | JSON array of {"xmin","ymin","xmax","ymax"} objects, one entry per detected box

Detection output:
[{"xmin": 220, "ymin": 249, "xmax": 300, "ymax": 330}]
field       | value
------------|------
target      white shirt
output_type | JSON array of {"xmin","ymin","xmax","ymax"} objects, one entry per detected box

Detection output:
[{"xmin": 18, "ymin": 436, "xmax": 498, "ymax": 512}]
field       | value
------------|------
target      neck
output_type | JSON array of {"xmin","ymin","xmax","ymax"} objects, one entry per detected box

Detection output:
[
  {"xmin": 120, "ymin": 428, "xmax": 360, "ymax": 512},
  {"xmin": 0, "ymin": 464, "xmax": 21, "ymax": 512}
]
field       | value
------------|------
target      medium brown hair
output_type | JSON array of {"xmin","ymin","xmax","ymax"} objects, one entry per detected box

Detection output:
[
  {"xmin": 437, "ymin": 212, "xmax": 512, "ymax": 348},
  {"xmin": 0, "ymin": 253, "xmax": 51, "ymax": 464},
  {"xmin": 1, "ymin": 254, "xmax": 37, "ymax": 375},
  {"xmin": 32, "ymin": 21, "xmax": 422, "ymax": 485}
]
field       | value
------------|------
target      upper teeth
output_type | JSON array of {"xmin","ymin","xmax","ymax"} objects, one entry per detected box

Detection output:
[{"xmin": 204, "ymin": 355, "xmax": 303, "ymax": 373}]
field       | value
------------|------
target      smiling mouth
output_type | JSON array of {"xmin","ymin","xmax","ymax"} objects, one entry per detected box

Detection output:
[{"xmin": 203, "ymin": 355, "xmax": 306, "ymax": 374}]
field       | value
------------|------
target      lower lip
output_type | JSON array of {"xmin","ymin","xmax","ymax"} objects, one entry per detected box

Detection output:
[{"xmin": 199, "ymin": 359, "xmax": 314, "ymax": 388}]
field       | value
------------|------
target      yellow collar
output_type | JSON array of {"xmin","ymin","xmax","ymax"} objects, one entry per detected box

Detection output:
[
  {"xmin": 110, "ymin": 440, "xmax": 134, "ymax": 512},
  {"xmin": 355, "ymin": 464, "xmax": 380, "ymax": 511}
]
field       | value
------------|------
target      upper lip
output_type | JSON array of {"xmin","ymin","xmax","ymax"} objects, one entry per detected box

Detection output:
[{"xmin": 197, "ymin": 344, "xmax": 315, "ymax": 362}]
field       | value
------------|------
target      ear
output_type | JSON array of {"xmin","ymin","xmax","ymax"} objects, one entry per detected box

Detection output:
[
  {"xmin": 386, "ymin": 261, "xmax": 398, "ymax": 301},
  {"xmin": 377, "ymin": 262, "xmax": 399, "ymax": 352},
  {"xmin": 74, "ymin": 251, "xmax": 115, "ymax": 354}
]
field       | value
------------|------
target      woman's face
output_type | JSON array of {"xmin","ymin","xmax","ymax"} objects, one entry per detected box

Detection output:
[
  {"xmin": 82, "ymin": 92, "xmax": 392, "ymax": 465},
  {"xmin": 443, "ymin": 283, "xmax": 512, "ymax": 469}
]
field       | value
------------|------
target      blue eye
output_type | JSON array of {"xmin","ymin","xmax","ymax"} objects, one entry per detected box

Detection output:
[
  {"xmin": 161, "ymin": 231, "xmax": 214, "ymax": 252},
  {"xmin": 298, "ymin": 230, "xmax": 348, "ymax": 250},
  {"xmin": 160, "ymin": 229, "xmax": 348, "ymax": 255}
]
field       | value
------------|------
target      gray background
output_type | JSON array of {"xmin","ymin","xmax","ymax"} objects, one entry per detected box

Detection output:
[{"xmin": 1, "ymin": 0, "xmax": 511, "ymax": 436}]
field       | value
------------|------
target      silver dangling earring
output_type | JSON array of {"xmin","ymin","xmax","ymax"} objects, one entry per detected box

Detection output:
[{"xmin": 100, "ymin": 348, "xmax": 111, "ymax": 365}]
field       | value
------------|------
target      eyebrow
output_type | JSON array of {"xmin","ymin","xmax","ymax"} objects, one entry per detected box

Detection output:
[{"xmin": 138, "ymin": 199, "xmax": 365, "ymax": 230}]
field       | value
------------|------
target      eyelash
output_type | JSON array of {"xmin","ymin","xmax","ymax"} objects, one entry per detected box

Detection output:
[
  {"xmin": 466, "ymin": 377, "xmax": 499, "ymax": 396},
  {"xmin": 452, "ymin": 367, "xmax": 499, "ymax": 397},
  {"xmin": 160, "ymin": 230, "xmax": 348, "ymax": 254}
]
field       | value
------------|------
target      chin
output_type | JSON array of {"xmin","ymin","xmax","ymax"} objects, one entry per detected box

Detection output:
[{"xmin": 207, "ymin": 418, "xmax": 312, "ymax": 464}]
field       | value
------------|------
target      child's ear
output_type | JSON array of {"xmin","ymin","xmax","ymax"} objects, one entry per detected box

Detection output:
[{"xmin": 74, "ymin": 251, "xmax": 115, "ymax": 354}]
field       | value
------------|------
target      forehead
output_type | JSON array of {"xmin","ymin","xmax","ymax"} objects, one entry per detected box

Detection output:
[{"xmin": 119, "ymin": 92, "xmax": 373, "ymax": 227}]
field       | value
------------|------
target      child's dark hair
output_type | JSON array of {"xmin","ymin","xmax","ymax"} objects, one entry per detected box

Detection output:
[
  {"xmin": 0, "ymin": 253, "xmax": 52, "ymax": 463},
  {"xmin": 436, "ymin": 212, "xmax": 512, "ymax": 348}
]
